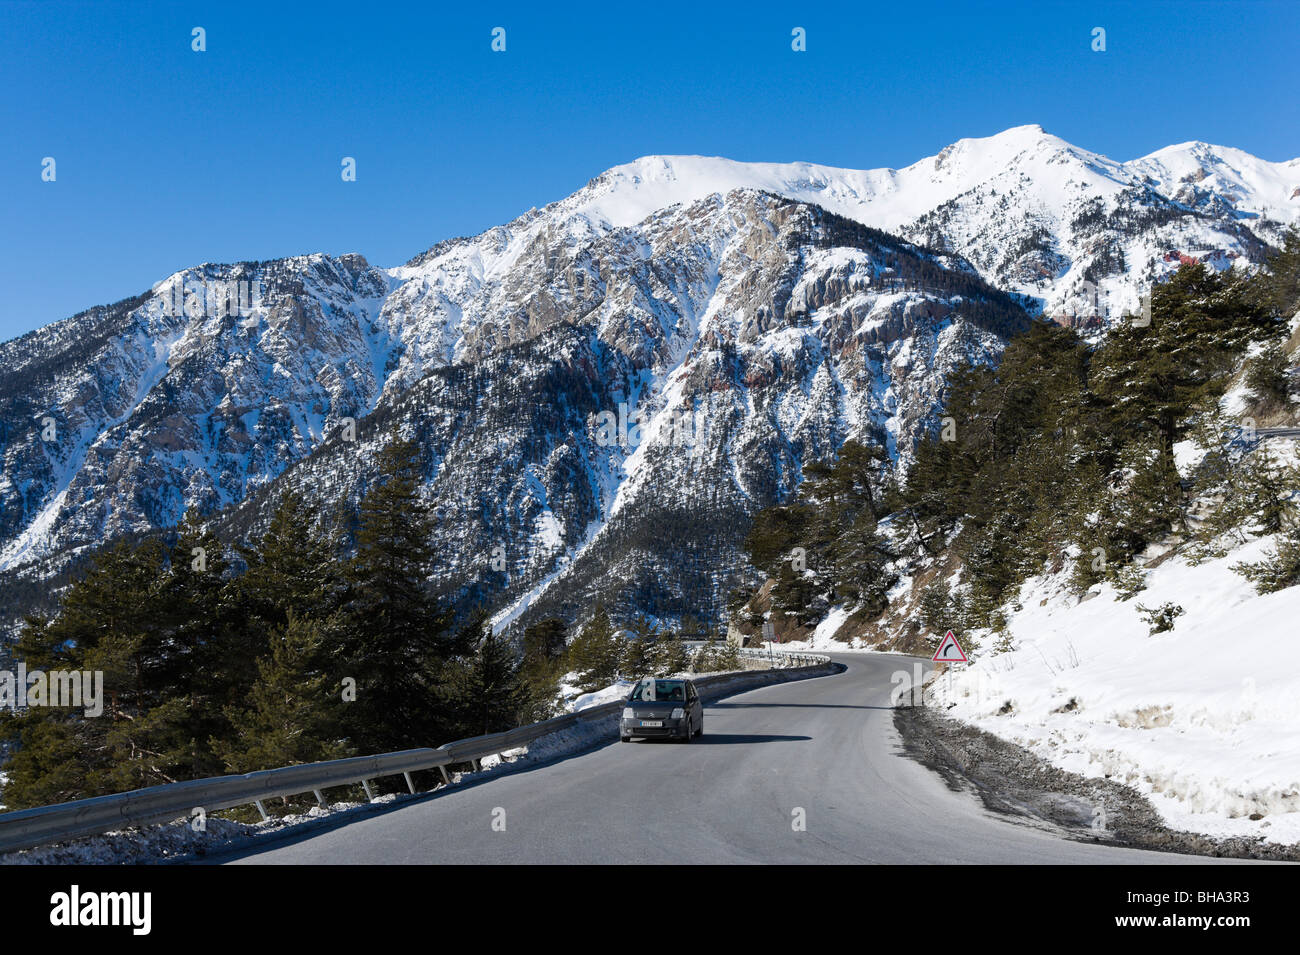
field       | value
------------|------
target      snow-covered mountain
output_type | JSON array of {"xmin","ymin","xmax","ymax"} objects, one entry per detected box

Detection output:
[
  {"xmin": 0, "ymin": 191, "xmax": 1021, "ymax": 632},
  {"xmin": 199, "ymin": 194, "xmax": 1026, "ymax": 631},
  {"xmin": 1, "ymin": 125, "xmax": 1295, "ymax": 634},
  {"xmin": 563, "ymin": 126, "xmax": 1299, "ymax": 324}
]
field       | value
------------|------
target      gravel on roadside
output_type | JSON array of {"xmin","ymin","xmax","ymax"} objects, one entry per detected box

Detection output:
[{"xmin": 893, "ymin": 703, "xmax": 1300, "ymax": 862}]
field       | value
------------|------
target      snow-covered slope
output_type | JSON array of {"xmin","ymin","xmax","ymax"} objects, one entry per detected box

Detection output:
[
  {"xmin": 2, "ymin": 125, "xmax": 1296, "ymax": 633},
  {"xmin": 0, "ymin": 255, "xmax": 393, "ymax": 570},
  {"xmin": 925, "ymin": 530, "xmax": 1300, "ymax": 845},
  {"xmin": 551, "ymin": 126, "xmax": 1299, "ymax": 322},
  {"xmin": 210, "ymin": 193, "xmax": 1024, "ymax": 631}
]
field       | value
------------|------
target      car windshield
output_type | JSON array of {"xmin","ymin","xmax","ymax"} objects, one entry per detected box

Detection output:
[{"xmin": 629, "ymin": 679, "xmax": 686, "ymax": 702}]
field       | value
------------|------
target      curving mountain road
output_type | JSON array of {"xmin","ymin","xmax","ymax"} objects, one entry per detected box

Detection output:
[{"xmin": 219, "ymin": 653, "xmax": 1226, "ymax": 865}]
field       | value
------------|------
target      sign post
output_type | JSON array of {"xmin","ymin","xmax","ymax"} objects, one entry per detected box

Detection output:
[{"xmin": 932, "ymin": 630, "xmax": 967, "ymax": 700}]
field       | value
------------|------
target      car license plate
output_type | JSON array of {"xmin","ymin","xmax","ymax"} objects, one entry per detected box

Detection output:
[{"xmin": 640, "ymin": 720, "xmax": 662, "ymax": 727}]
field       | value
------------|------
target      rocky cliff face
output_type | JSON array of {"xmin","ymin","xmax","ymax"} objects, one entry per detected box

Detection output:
[
  {"xmin": 214, "ymin": 193, "xmax": 1025, "ymax": 630},
  {"xmin": 0, "ymin": 254, "xmax": 393, "ymax": 570},
  {"xmin": 4, "ymin": 125, "xmax": 1295, "ymax": 635},
  {"xmin": 549, "ymin": 127, "xmax": 1299, "ymax": 322}
]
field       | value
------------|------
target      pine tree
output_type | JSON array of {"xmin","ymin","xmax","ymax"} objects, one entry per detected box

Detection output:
[
  {"xmin": 1234, "ymin": 524, "xmax": 1300, "ymax": 594},
  {"xmin": 1092, "ymin": 264, "xmax": 1277, "ymax": 472},
  {"xmin": 691, "ymin": 641, "xmax": 740, "ymax": 673},
  {"xmin": 1257, "ymin": 227, "xmax": 1300, "ymax": 317},
  {"xmin": 564, "ymin": 606, "xmax": 625, "ymax": 691},
  {"xmin": 1, "ymin": 537, "xmax": 174, "ymax": 805},
  {"xmin": 518, "ymin": 617, "xmax": 567, "ymax": 721},
  {"xmin": 917, "ymin": 580, "xmax": 954, "ymax": 634},
  {"xmin": 440, "ymin": 623, "xmax": 529, "ymax": 739},
  {"xmin": 620, "ymin": 615, "xmax": 657, "ymax": 679},
  {"xmin": 154, "ymin": 511, "xmax": 242, "ymax": 781},
  {"xmin": 646, "ymin": 636, "xmax": 690, "ymax": 675},
  {"xmin": 1232, "ymin": 446, "xmax": 1300, "ymax": 537},
  {"xmin": 330, "ymin": 431, "xmax": 453, "ymax": 754},
  {"xmin": 521, "ymin": 618, "xmax": 567, "ymax": 667},
  {"xmin": 1243, "ymin": 342, "xmax": 1292, "ymax": 411},
  {"xmin": 238, "ymin": 490, "xmax": 339, "ymax": 632},
  {"xmin": 215, "ymin": 613, "xmax": 350, "ymax": 773}
]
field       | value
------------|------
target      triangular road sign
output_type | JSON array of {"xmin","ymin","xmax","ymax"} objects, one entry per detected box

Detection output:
[{"xmin": 932, "ymin": 630, "xmax": 968, "ymax": 663}]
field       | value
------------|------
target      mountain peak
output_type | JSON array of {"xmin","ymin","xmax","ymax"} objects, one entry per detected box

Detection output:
[{"xmin": 573, "ymin": 126, "xmax": 1107, "ymax": 234}]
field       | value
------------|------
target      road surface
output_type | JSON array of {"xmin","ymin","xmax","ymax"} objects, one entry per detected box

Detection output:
[{"xmin": 219, "ymin": 653, "xmax": 1227, "ymax": 864}]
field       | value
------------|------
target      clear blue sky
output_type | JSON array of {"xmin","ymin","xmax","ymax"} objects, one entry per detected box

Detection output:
[{"xmin": 2, "ymin": 0, "xmax": 1298, "ymax": 341}]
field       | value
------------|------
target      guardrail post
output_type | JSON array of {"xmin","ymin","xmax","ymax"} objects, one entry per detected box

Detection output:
[
  {"xmin": 403, "ymin": 772, "xmax": 417, "ymax": 795},
  {"xmin": 0, "ymin": 662, "xmax": 845, "ymax": 855}
]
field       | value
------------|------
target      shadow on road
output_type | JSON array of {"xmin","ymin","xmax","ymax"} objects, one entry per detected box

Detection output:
[
  {"xmin": 709, "ymin": 701, "xmax": 892, "ymax": 711},
  {"xmin": 629, "ymin": 733, "xmax": 812, "ymax": 744}
]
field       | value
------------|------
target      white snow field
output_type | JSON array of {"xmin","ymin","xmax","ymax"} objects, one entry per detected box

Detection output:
[{"xmin": 926, "ymin": 532, "xmax": 1300, "ymax": 845}]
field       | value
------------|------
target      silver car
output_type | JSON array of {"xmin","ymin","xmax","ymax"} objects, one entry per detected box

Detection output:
[{"xmin": 620, "ymin": 677, "xmax": 703, "ymax": 742}]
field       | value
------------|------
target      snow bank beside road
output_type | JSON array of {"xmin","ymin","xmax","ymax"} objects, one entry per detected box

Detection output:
[{"xmin": 928, "ymin": 535, "xmax": 1300, "ymax": 845}]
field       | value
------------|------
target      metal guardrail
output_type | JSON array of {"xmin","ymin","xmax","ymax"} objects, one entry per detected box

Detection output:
[
  {"xmin": 0, "ymin": 654, "xmax": 833, "ymax": 855},
  {"xmin": 737, "ymin": 647, "xmax": 830, "ymax": 670},
  {"xmin": 1255, "ymin": 426, "xmax": 1300, "ymax": 439}
]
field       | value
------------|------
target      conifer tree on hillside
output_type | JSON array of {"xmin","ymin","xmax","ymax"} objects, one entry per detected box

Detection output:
[
  {"xmin": 2, "ymin": 539, "xmax": 163, "ymax": 806},
  {"xmin": 518, "ymin": 617, "xmax": 568, "ymax": 720},
  {"xmin": 521, "ymin": 617, "xmax": 567, "ymax": 667},
  {"xmin": 619, "ymin": 614, "xmax": 657, "ymax": 679},
  {"xmin": 439, "ymin": 620, "xmax": 530, "ymax": 739},
  {"xmin": 1092, "ymin": 265, "xmax": 1277, "ymax": 466},
  {"xmin": 901, "ymin": 362, "xmax": 998, "ymax": 549},
  {"xmin": 1, "ymin": 535, "xmax": 205, "ymax": 805},
  {"xmin": 215, "ymin": 612, "xmax": 350, "ymax": 773},
  {"xmin": 743, "ymin": 438, "xmax": 896, "ymax": 625},
  {"xmin": 329, "ymin": 431, "xmax": 454, "ymax": 754},
  {"xmin": 155, "ymin": 511, "xmax": 247, "ymax": 781},
  {"xmin": 1255, "ymin": 227, "xmax": 1300, "ymax": 318},
  {"xmin": 1243, "ymin": 343, "xmax": 1293, "ymax": 412},
  {"xmin": 646, "ymin": 634, "xmax": 690, "ymax": 675},
  {"xmin": 901, "ymin": 322, "xmax": 1093, "ymax": 616},
  {"xmin": 1235, "ymin": 524, "xmax": 1300, "ymax": 594},
  {"xmin": 238, "ymin": 490, "xmax": 340, "ymax": 633},
  {"xmin": 564, "ymin": 605, "xmax": 625, "ymax": 691}
]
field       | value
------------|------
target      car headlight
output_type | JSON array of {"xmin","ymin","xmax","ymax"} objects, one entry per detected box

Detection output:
[
  {"xmin": 622, "ymin": 708, "xmax": 634, "ymax": 720},
  {"xmin": 671, "ymin": 708, "xmax": 685, "ymax": 719}
]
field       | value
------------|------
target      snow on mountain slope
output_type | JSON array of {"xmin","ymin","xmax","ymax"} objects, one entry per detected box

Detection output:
[
  {"xmin": 926, "ymin": 531, "xmax": 1300, "ymax": 845},
  {"xmin": 539, "ymin": 126, "xmax": 1299, "ymax": 322},
  {"xmin": 0, "ymin": 254, "xmax": 393, "ymax": 570},
  {"xmin": 207, "ymin": 192, "xmax": 1024, "ymax": 631},
  {"xmin": 2, "ymin": 125, "xmax": 1295, "ymax": 631},
  {"xmin": 571, "ymin": 126, "xmax": 1083, "ymax": 232},
  {"xmin": 1131, "ymin": 140, "xmax": 1300, "ymax": 223}
]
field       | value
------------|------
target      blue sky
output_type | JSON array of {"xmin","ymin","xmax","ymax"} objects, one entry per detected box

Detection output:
[{"xmin": 2, "ymin": 0, "xmax": 1298, "ymax": 341}]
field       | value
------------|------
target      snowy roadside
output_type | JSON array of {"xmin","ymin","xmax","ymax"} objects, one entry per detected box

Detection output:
[
  {"xmin": 0, "ymin": 711, "xmax": 620, "ymax": 865},
  {"xmin": 924, "ymin": 534, "xmax": 1300, "ymax": 847},
  {"xmin": 0, "ymin": 665, "xmax": 756, "ymax": 865},
  {"xmin": 765, "ymin": 607, "xmax": 906, "ymax": 653}
]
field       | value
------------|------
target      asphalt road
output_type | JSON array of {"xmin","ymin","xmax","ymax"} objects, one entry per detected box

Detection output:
[{"xmin": 220, "ymin": 653, "xmax": 1226, "ymax": 864}]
